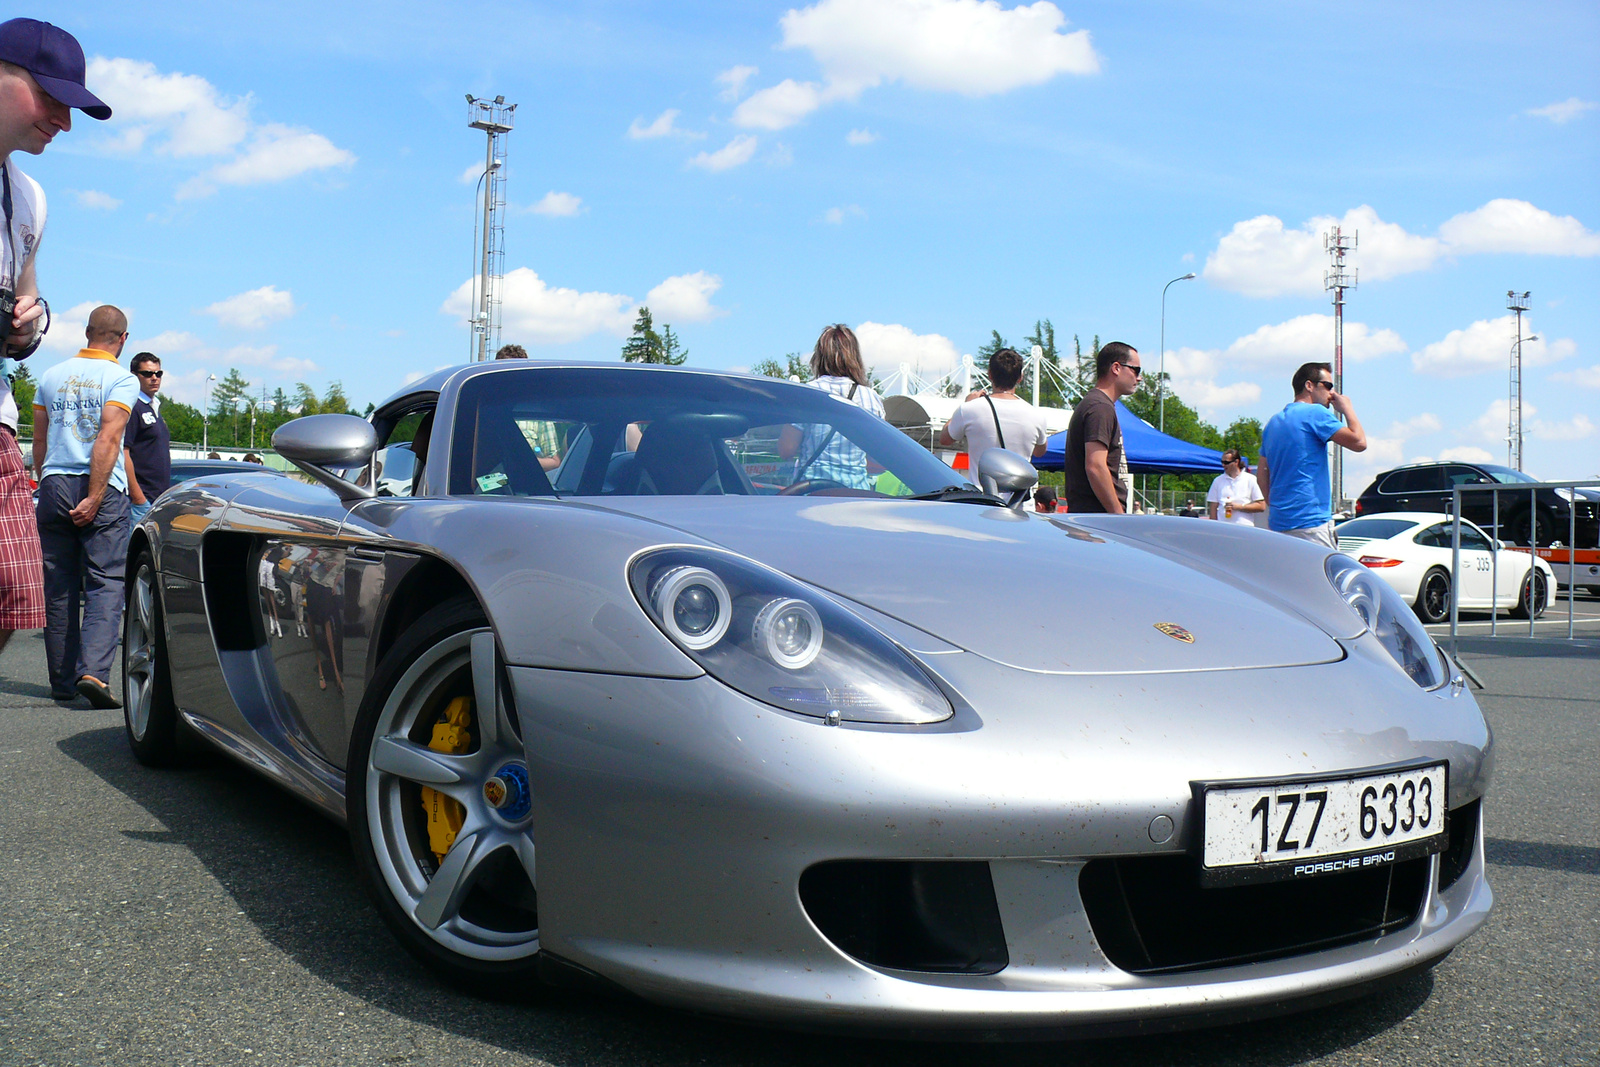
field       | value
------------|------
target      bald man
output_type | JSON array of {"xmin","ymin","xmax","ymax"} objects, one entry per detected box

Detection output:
[{"xmin": 32, "ymin": 304, "xmax": 138, "ymax": 706}]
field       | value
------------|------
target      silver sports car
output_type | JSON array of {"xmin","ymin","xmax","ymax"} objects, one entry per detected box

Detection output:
[{"xmin": 123, "ymin": 361, "xmax": 1492, "ymax": 1036}]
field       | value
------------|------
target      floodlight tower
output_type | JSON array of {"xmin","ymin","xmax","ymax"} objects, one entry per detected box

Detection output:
[
  {"xmin": 1506, "ymin": 290, "xmax": 1531, "ymax": 470},
  {"xmin": 1323, "ymin": 226, "xmax": 1358, "ymax": 508},
  {"xmin": 467, "ymin": 94, "xmax": 516, "ymax": 362}
]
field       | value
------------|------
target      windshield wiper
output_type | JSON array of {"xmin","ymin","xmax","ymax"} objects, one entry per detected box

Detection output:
[{"xmin": 905, "ymin": 484, "xmax": 1006, "ymax": 506}]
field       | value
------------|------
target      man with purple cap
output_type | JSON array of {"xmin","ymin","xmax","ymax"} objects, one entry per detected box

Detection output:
[{"xmin": 0, "ymin": 19, "xmax": 110, "ymax": 663}]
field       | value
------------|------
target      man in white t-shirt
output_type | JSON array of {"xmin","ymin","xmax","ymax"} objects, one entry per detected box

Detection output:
[
  {"xmin": 1206, "ymin": 449, "xmax": 1265, "ymax": 527},
  {"xmin": 33, "ymin": 305, "xmax": 137, "ymax": 706},
  {"xmin": 940, "ymin": 348, "xmax": 1049, "ymax": 471},
  {"xmin": 0, "ymin": 19, "xmax": 112, "ymax": 659}
]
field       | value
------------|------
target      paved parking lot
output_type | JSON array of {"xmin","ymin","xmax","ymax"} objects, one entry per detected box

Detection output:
[{"xmin": 1, "ymin": 627, "xmax": 1595, "ymax": 1066}]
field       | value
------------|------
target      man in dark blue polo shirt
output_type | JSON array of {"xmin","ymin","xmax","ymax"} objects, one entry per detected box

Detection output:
[{"xmin": 122, "ymin": 351, "xmax": 170, "ymax": 523}]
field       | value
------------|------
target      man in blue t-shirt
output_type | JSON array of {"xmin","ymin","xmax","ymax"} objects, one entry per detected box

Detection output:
[
  {"xmin": 32, "ymin": 304, "xmax": 138, "ymax": 706},
  {"xmin": 1258, "ymin": 361, "xmax": 1367, "ymax": 549}
]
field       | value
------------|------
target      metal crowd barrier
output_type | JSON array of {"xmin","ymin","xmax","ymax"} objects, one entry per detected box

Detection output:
[{"xmin": 1449, "ymin": 479, "xmax": 1599, "ymax": 652}]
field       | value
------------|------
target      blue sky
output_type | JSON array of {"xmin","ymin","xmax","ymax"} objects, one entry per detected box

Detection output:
[{"xmin": 20, "ymin": 0, "xmax": 1600, "ymax": 484}]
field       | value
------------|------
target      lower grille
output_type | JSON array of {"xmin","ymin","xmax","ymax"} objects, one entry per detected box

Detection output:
[
  {"xmin": 1080, "ymin": 851, "xmax": 1429, "ymax": 976},
  {"xmin": 1438, "ymin": 799, "xmax": 1480, "ymax": 891}
]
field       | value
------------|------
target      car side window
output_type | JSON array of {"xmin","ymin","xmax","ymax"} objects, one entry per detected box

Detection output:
[
  {"xmin": 1414, "ymin": 525, "xmax": 1447, "ymax": 548},
  {"xmin": 1459, "ymin": 526, "xmax": 1493, "ymax": 552},
  {"xmin": 1446, "ymin": 466, "xmax": 1488, "ymax": 487},
  {"xmin": 372, "ymin": 409, "xmax": 431, "ymax": 497}
]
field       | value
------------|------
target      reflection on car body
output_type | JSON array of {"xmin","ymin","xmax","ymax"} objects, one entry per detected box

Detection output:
[{"xmin": 120, "ymin": 362, "xmax": 1494, "ymax": 1036}]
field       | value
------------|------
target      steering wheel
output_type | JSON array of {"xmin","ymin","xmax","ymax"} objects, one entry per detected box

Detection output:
[{"xmin": 778, "ymin": 478, "xmax": 849, "ymax": 496}]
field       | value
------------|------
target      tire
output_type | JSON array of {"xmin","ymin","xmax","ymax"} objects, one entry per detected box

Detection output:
[
  {"xmin": 346, "ymin": 597, "xmax": 541, "ymax": 993},
  {"xmin": 1504, "ymin": 507, "xmax": 1557, "ymax": 548},
  {"xmin": 1413, "ymin": 567, "xmax": 1452, "ymax": 625},
  {"xmin": 122, "ymin": 549, "xmax": 184, "ymax": 766},
  {"xmin": 1510, "ymin": 567, "xmax": 1549, "ymax": 620}
]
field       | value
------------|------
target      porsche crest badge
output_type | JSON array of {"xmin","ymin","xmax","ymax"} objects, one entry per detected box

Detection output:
[{"xmin": 1154, "ymin": 622, "xmax": 1195, "ymax": 643}]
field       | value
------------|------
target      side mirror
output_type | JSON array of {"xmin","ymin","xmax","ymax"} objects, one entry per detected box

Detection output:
[
  {"xmin": 976, "ymin": 447, "xmax": 1039, "ymax": 509},
  {"xmin": 273, "ymin": 414, "xmax": 377, "ymax": 503}
]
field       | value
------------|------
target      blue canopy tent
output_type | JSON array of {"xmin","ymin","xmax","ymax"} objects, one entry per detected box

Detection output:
[{"xmin": 1033, "ymin": 401, "xmax": 1225, "ymax": 475}]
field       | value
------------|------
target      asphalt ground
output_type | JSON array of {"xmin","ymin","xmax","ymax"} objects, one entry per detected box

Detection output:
[{"xmin": 1, "ymin": 624, "xmax": 1595, "ymax": 1066}]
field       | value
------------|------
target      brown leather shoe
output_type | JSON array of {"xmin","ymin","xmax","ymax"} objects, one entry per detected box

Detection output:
[{"xmin": 77, "ymin": 676, "xmax": 121, "ymax": 710}]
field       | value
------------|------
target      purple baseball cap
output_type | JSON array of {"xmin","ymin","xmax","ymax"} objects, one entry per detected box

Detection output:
[{"xmin": 0, "ymin": 19, "xmax": 111, "ymax": 120}]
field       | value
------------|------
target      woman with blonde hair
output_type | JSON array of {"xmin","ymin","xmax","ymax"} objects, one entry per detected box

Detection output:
[{"xmin": 778, "ymin": 324, "xmax": 886, "ymax": 490}]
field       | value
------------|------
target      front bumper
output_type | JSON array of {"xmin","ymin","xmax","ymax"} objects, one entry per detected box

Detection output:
[{"xmin": 509, "ymin": 642, "xmax": 1493, "ymax": 1031}]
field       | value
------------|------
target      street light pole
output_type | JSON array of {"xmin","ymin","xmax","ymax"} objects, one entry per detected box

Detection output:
[
  {"xmin": 1159, "ymin": 272, "xmax": 1196, "ymax": 513},
  {"xmin": 202, "ymin": 373, "xmax": 216, "ymax": 454}
]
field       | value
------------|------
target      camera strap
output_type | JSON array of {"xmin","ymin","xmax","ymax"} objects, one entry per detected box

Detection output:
[{"xmin": 1, "ymin": 161, "xmax": 14, "ymax": 289}]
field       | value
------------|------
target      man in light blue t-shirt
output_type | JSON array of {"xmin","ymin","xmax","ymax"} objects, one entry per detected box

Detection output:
[
  {"xmin": 32, "ymin": 304, "xmax": 138, "ymax": 706},
  {"xmin": 1257, "ymin": 361, "xmax": 1367, "ymax": 549}
]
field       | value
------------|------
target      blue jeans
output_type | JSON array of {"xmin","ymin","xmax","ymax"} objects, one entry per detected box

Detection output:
[{"xmin": 36, "ymin": 476, "xmax": 131, "ymax": 694}]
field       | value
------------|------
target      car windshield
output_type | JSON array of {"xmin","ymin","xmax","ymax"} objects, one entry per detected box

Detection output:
[
  {"xmin": 1478, "ymin": 464, "xmax": 1537, "ymax": 484},
  {"xmin": 1335, "ymin": 518, "xmax": 1419, "ymax": 540},
  {"xmin": 447, "ymin": 367, "xmax": 969, "ymax": 499}
]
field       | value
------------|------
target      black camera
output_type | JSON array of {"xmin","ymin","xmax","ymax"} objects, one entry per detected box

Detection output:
[
  {"xmin": 0, "ymin": 288, "xmax": 46, "ymax": 358},
  {"xmin": 0, "ymin": 287, "xmax": 14, "ymax": 347}
]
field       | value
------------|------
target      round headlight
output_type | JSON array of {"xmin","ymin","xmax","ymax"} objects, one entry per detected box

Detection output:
[
  {"xmin": 752, "ymin": 597, "xmax": 824, "ymax": 670},
  {"xmin": 650, "ymin": 566, "xmax": 731, "ymax": 650}
]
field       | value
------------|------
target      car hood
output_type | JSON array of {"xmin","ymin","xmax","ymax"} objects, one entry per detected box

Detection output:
[{"xmin": 595, "ymin": 498, "xmax": 1344, "ymax": 675}]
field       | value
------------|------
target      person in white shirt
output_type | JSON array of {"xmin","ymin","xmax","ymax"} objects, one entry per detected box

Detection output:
[
  {"xmin": 940, "ymin": 348, "xmax": 1050, "ymax": 467},
  {"xmin": 0, "ymin": 19, "xmax": 114, "ymax": 658},
  {"xmin": 776, "ymin": 324, "xmax": 886, "ymax": 491},
  {"xmin": 1206, "ymin": 449, "xmax": 1266, "ymax": 527}
]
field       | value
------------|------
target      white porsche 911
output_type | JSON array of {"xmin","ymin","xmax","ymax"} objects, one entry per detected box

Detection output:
[{"xmin": 1335, "ymin": 512, "xmax": 1556, "ymax": 624}]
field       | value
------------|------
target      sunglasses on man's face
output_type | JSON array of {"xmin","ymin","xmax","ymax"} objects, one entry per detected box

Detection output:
[
  {"xmin": 137, "ymin": 370, "xmax": 164, "ymax": 379},
  {"xmin": 1117, "ymin": 362, "xmax": 1143, "ymax": 377},
  {"xmin": 1314, "ymin": 379, "xmax": 1334, "ymax": 388}
]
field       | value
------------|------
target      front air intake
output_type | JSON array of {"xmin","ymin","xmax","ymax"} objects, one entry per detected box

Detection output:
[{"xmin": 799, "ymin": 860, "xmax": 1009, "ymax": 975}]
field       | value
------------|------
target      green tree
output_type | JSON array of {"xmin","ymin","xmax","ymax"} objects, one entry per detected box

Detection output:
[
  {"xmin": 211, "ymin": 367, "xmax": 251, "ymax": 420},
  {"xmin": 621, "ymin": 307, "xmax": 679, "ymax": 364},
  {"xmin": 271, "ymin": 387, "xmax": 288, "ymax": 415},
  {"xmin": 659, "ymin": 324, "xmax": 688, "ymax": 366},
  {"xmin": 976, "ymin": 330, "xmax": 1010, "ymax": 363},
  {"xmin": 159, "ymin": 399, "xmax": 205, "ymax": 447},
  {"xmin": 752, "ymin": 352, "xmax": 810, "ymax": 381},
  {"xmin": 1020, "ymin": 318, "xmax": 1067, "ymax": 408},
  {"xmin": 292, "ymin": 382, "xmax": 319, "ymax": 415},
  {"xmin": 9, "ymin": 362, "xmax": 34, "ymax": 427},
  {"xmin": 1222, "ymin": 417, "xmax": 1264, "ymax": 462},
  {"xmin": 320, "ymin": 380, "xmax": 352, "ymax": 416}
]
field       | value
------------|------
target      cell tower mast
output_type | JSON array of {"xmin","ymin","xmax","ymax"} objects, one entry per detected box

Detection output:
[
  {"xmin": 1506, "ymin": 290, "xmax": 1530, "ymax": 470},
  {"xmin": 1323, "ymin": 226, "xmax": 1358, "ymax": 509},
  {"xmin": 467, "ymin": 95, "xmax": 515, "ymax": 362}
]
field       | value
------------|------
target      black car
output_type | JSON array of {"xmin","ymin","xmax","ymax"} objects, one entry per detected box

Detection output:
[
  {"xmin": 168, "ymin": 458, "xmax": 287, "ymax": 485},
  {"xmin": 1354, "ymin": 461, "xmax": 1599, "ymax": 547}
]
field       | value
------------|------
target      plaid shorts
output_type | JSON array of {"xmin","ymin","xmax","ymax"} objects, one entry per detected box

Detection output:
[{"xmin": 0, "ymin": 428, "xmax": 44, "ymax": 630}]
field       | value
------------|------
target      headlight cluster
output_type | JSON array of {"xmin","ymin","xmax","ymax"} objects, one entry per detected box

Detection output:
[
  {"xmin": 1325, "ymin": 553, "xmax": 1448, "ymax": 689},
  {"xmin": 632, "ymin": 548, "xmax": 953, "ymax": 724}
]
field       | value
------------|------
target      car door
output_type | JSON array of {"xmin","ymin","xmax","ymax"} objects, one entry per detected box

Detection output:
[
  {"xmin": 1454, "ymin": 523, "xmax": 1497, "ymax": 607},
  {"xmin": 1446, "ymin": 465, "xmax": 1494, "ymax": 530}
]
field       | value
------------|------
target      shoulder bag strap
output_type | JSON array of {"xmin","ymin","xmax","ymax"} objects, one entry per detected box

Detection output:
[{"xmin": 983, "ymin": 394, "xmax": 1006, "ymax": 450}]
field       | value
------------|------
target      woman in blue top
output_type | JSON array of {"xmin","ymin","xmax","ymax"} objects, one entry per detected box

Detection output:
[{"xmin": 777, "ymin": 324, "xmax": 886, "ymax": 491}]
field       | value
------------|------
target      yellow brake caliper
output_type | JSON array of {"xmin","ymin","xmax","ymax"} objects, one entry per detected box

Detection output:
[{"xmin": 421, "ymin": 696, "xmax": 472, "ymax": 864}]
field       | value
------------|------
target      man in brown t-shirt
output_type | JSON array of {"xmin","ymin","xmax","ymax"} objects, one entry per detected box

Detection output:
[{"xmin": 1064, "ymin": 341, "xmax": 1141, "ymax": 513}]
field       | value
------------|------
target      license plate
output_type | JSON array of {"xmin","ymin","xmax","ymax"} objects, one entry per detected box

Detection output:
[{"xmin": 1195, "ymin": 761, "xmax": 1448, "ymax": 886}]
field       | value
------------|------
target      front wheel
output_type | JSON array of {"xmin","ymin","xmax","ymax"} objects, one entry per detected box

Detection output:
[
  {"xmin": 346, "ymin": 597, "xmax": 541, "ymax": 993},
  {"xmin": 1510, "ymin": 568, "xmax": 1549, "ymax": 620},
  {"xmin": 122, "ymin": 549, "xmax": 184, "ymax": 766},
  {"xmin": 1413, "ymin": 567, "xmax": 1452, "ymax": 625}
]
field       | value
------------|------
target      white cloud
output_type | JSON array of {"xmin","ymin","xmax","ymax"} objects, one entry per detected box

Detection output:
[
  {"xmin": 716, "ymin": 65, "xmax": 759, "ymax": 101},
  {"xmin": 733, "ymin": 80, "xmax": 834, "ymax": 131},
  {"xmin": 138, "ymin": 330, "xmax": 203, "ymax": 354},
  {"xmin": 220, "ymin": 343, "xmax": 319, "ymax": 378},
  {"xmin": 733, "ymin": 0, "xmax": 1100, "ymax": 130},
  {"xmin": 178, "ymin": 124, "xmax": 354, "ymax": 199},
  {"xmin": 765, "ymin": 142, "xmax": 795, "ymax": 167},
  {"xmin": 644, "ymin": 272, "xmax": 725, "ymax": 323},
  {"xmin": 628, "ymin": 109, "xmax": 701, "ymax": 140},
  {"xmin": 86, "ymin": 57, "xmax": 250, "ymax": 157},
  {"xmin": 86, "ymin": 57, "xmax": 352, "ymax": 199},
  {"xmin": 688, "ymin": 135, "xmax": 759, "ymax": 171},
  {"xmin": 854, "ymin": 321, "xmax": 963, "ymax": 380},
  {"xmin": 1526, "ymin": 97, "xmax": 1598, "ymax": 124},
  {"xmin": 1412, "ymin": 315, "xmax": 1576, "ymax": 378},
  {"xmin": 459, "ymin": 161, "xmax": 485, "ymax": 184},
  {"xmin": 1348, "ymin": 414, "xmax": 1444, "ymax": 480},
  {"xmin": 1551, "ymin": 364, "xmax": 1600, "ymax": 389},
  {"xmin": 1437, "ymin": 199, "xmax": 1600, "ymax": 256},
  {"xmin": 1162, "ymin": 314, "xmax": 1405, "ymax": 419},
  {"xmin": 822, "ymin": 204, "xmax": 866, "ymax": 224},
  {"xmin": 1530, "ymin": 414, "xmax": 1595, "ymax": 442},
  {"xmin": 73, "ymin": 190, "xmax": 122, "ymax": 210},
  {"xmin": 528, "ymin": 191, "xmax": 583, "ymax": 217},
  {"xmin": 443, "ymin": 268, "xmax": 635, "ymax": 345},
  {"xmin": 1438, "ymin": 446, "xmax": 1495, "ymax": 464},
  {"xmin": 1470, "ymin": 399, "xmax": 1522, "ymax": 445},
  {"xmin": 40, "ymin": 300, "xmax": 98, "ymax": 354},
  {"xmin": 201, "ymin": 285, "xmax": 297, "ymax": 330},
  {"xmin": 1205, "ymin": 200, "xmax": 1600, "ymax": 297},
  {"xmin": 846, "ymin": 128, "xmax": 879, "ymax": 145}
]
